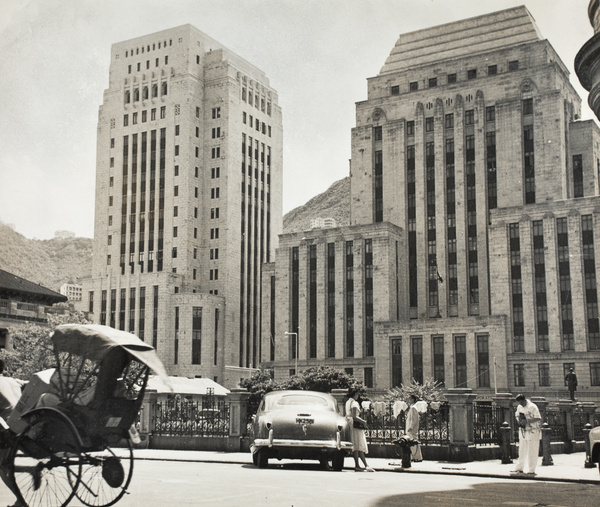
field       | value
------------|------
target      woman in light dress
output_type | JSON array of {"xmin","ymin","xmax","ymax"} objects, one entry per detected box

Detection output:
[{"xmin": 345, "ymin": 387, "xmax": 374, "ymax": 472}]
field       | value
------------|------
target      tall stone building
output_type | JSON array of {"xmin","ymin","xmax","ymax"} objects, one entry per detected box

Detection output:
[
  {"xmin": 262, "ymin": 6, "xmax": 600, "ymax": 400},
  {"xmin": 84, "ymin": 25, "xmax": 283, "ymax": 387}
]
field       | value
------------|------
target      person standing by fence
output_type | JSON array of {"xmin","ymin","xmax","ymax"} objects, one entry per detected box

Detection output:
[
  {"xmin": 512, "ymin": 394, "xmax": 542, "ymax": 476},
  {"xmin": 406, "ymin": 394, "xmax": 423, "ymax": 462},
  {"xmin": 345, "ymin": 387, "xmax": 374, "ymax": 472}
]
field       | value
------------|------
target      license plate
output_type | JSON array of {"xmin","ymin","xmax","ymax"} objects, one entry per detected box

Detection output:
[{"xmin": 296, "ymin": 418, "xmax": 314, "ymax": 424}]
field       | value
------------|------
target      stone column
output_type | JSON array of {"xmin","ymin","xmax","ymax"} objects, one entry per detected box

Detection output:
[
  {"xmin": 580, "ymin": 402, "xmax": 597, "ymax": 426},
  {"xmin": 139, "ymin": 389, "xmax": 158, "ymax": 449},
  {"xmin": 331, "ymin": 389, "xmax": 348, "ymax": 415},
  {"xmin": 493, "ymin": 393, "xmax": 515, "ymax": 433},
  {"xmin": 446, "ymin": 388, "xmax": 477, "ymax": 462},
  {"xmin": 557, "ymin": 400, "xmax": 575, "ymax": 453},
  {"xmin": 228, "ymin": 388, "xmax": 251, "ymax": 438}
]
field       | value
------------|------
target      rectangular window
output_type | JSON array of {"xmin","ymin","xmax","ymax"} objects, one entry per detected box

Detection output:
[
  {"xmin": 160, "ymin": 106, "xmax": 166, "ymax": 119},
  {"xmin": 432, "ymin": 336, "xmax": 445, "ymax": 386},
  {"xmin": 590, "ymin": 363, "xmax": 600, "ymax": 386},
  {"xmin": 364, "ymin": 368, "xmax": 373, "ymax": 388},
  {"xmin": 486, "ymin": 106, "xmax": 495, "ymax": 122},
  {"xmin": 411, "ymin": 336, "xmax": 423, "ymax": 385},
  {"xmin": 573, "ymin": 154, "xmax": 584, "ymax": 198},
  {"xmin": 406, "ymin": 121, "xmax": 415, "ymax": 136},
  {"xmin": 391, "ymin": 85, "xmax": 400, "ymax": 95},
  {"xmin": 477, "ymin": 335, "xmax": 490, "ymax": 387},
  {"xmin": 391, "ymin": 337, "xmax": 402, "ymax": 387},
  {"xmin": 465, "ymin": 109, "xmax": 474, "ymax": 125},
  {"xmin": 522, "ymin": 98, "xmax": 533, "ymax": 115},
  {"xmin": 509, "ymin": 60, "xmax": 519, "ymax": 71},
  {"xmin": 488, "ymin": 64, "xmax": 497, "ymax": 75},
  {"xmin": 425, "ymin": 117, "xmax": 434, "ymax": 132},
  {"xmin": 409, "ymin": 81, "xmax": 418, "ymax": 91},
  {"xmin": 428, "ymin": 77, "xmax": 437, "ymax": 88},
  {"xmin": 447, "ymin": 73, "xmax": 457, "ymax": 84},
  {"xmin": 455, "ymin": 335, "xmax": 467, "ymax": 387},
  {"xmin": 538, "ymin": 363, "xmax": 550, "ymax": 386},
  {"xmin": 212, "ymin": 107, "xmax": 221, "ymax": 119},
  {"xmin": 192, "ymin": 307, "xmax": 202, "ymax": 364},
  {"xmin": 514, "ymin": 364, "xmax": 525, "ymax": 387},
  {"xmin": 445, "ymin": 113, "xmax": 454, "ymax": 129},
  {"xmin": 467, "ymin": 68, "xmax": 477, "ymax": 79}
]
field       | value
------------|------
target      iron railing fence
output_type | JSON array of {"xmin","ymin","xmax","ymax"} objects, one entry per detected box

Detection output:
[
  {"xmin": 152, "ymin": 392, "xmax": 229, "ymax": 437},
  {"xmin": 473, "ymin": 401, "xmax": 504, "ymax": 445},
  {"xmin": 364, "ymin": 402, "xmax": 449, "ymax": 446},
  {"xmin": 545, "ymin": 410, "xmax": 568, "ymax": 442}
]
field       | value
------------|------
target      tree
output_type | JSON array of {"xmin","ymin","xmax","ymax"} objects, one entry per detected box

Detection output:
[
  {"xmin": 239, "ymin": 370, "xmax": 278, "ymax": 415},
  {"xmin": 386, "ymin": 378, "xmax": 445, "ymax": 404},
  {"xmin": 0, "ymin": 305, "xmax": 91, "ymax": 380}
]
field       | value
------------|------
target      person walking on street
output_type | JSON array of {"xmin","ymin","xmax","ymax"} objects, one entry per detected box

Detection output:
[
  {"xmin": 405, "ymin": 394, "xmax": 423, "ymax": 462},
  {"xmin": 345, "ymin": 387, "xmax": 374, "ymax": 472},
  {"xmin": 565, "ymin": 368, "xmax": 578, "ymax": 401},
  {"xmin": 512, "ymin": 394, "xmax": 542, "ymax": 476}
]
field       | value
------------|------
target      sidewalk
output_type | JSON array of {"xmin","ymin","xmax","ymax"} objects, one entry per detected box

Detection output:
[{"xmin": 132, "ymin": 448, "xmax": 599, "ymax": 484}]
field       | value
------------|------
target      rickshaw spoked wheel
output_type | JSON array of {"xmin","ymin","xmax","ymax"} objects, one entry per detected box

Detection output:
[
  {"xmin": 75, "ymin": 438, "xmax": 134, "ymax": 507},
  {"xmin": 9, "ymin": 411, "xmax": 83, "ymax": 507}
]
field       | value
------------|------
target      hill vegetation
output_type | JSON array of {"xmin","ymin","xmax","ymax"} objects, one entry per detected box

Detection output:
[{"xmin": 0, "ymin": 221, "xmax": 93, "ymax": 292}]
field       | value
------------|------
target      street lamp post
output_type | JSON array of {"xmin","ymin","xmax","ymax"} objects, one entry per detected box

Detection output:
[{"xmin": 284, "ymin": 331, "xmax": 298, "ymax": 374}]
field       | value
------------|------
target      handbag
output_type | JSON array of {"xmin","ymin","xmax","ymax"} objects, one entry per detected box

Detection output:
[{"xmin": 353, "ymin": 419, "xmax": 367, "ymax": 430}]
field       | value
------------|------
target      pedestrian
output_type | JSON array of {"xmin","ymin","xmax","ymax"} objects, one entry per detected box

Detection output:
[
  {"xmin": 345, "ymin": 387, "xmax": 374, "ymax": 472},
  {"xmin": 0, "ymin": 359, "xmax": 25, "ymax": 507},
  {"xmin": 512, "ymin": 394, "xmax": 542, "ymax": 476},
  {"xmin": 565, "ymin": 367, "xmax": 578, "ymax": 401},
  {"xmin": 405, "ymin": 394, "xmax": 423, "ymax": 462}
]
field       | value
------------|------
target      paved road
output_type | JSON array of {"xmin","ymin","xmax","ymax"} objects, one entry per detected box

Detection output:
[{"xmin": 2, "ymin": 459, "xmax": 598, "ymax": 507}]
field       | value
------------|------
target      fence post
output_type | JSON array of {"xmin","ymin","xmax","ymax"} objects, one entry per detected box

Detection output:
[
  {"xmin": 541, "ymin": 422, "xmax": 553, "ymax": 466},
  {"xmin": 557, "ymin": 400, "xmax": 575, "ymax": 453},
  {"xmin": 139, "ymin": 389, "xmax": 157, "ymax": 448},
  {"xmin": 331, "ymin": 389, "xmax": 348, "ymax": 415},
  {"xmin": 228, "ymin": 388, "xmax": 250, "ymax": 441},
  {"xmin": 500, "ymin": 421, "xmax": 512, "ymax": 464},
  {"xmin": 584, "ymin": 423, "xmax": 595, "ymax": 468},
  {"xmin": 445, "ymin": 388, "xmax": 476, "ymax": 462}
]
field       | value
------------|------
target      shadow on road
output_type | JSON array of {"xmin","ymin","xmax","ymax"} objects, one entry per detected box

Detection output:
[{"xmin": 374, "ymin": 480, "xmax": 599, "ymax": 507}]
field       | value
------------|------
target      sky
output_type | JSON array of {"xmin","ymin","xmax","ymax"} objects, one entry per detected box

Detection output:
[{"xmin": 0, "ymin": 0, "xmax": 595, "ymax": 240}]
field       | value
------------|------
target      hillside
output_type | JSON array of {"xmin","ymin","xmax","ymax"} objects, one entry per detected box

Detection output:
[
  {"xmin": 283, "ymin": 176, "xmax": 350, "ymax": 234},
  {"xmin": 0, "ymin": 176, "xmax": 350, "ymax": 290},
  {"xmin": 0, "ymin": 221, "xmax": 93, "ymax": 292}
]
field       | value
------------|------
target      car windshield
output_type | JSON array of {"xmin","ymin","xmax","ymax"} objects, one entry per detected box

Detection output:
[{"xmin": 267, "ymin": 394, "xmax": 331, "ymax": 410}]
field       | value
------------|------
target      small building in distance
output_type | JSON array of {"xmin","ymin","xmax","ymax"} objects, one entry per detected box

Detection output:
[
  {"xmin": 60, "ymin": 283, "xmax": 83, "ymax": 301},
  {"xmin": 0, "ymin": 268, "xmax": 67, "ymax": 350}
]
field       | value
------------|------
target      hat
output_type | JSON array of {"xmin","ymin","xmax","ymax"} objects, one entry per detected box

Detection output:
[{"xmin": 515, "ymin": 394, "xmax": 525, "ymax": 401}]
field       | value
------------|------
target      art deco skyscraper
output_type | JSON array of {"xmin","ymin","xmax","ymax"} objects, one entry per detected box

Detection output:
[{"xmin": 85, "ymin": 25, "xmax": 282, "ymax": 386}]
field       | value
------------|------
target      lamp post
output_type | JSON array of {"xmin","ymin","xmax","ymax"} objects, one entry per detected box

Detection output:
[{"xmin": 284, "ymin": 331, "xmax": 298, "ymax": 374}]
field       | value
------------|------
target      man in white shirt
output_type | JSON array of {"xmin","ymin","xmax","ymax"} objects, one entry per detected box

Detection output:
[{"xmin": 512, "ymin": 394, "xmax": 542, "ymax": 475}]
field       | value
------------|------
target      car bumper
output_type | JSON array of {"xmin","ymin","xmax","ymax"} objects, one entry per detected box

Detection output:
[{"xmin": 253, "ymin": 438, "xmax": 353, "ymax": 451}]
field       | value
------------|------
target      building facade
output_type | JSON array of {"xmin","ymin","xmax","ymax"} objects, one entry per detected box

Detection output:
[
  {"xmin": 261, "ymin": 7, "xmax": 600, "ymax": 400},
  {"xmin": 83, "ymin": 25, "xmax": 283, "ymax": 387}
]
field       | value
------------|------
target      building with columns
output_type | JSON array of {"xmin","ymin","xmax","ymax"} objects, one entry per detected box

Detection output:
[
  {"xmin": 261, "ymin": 6, "xmax": 600, "ymax": 400},
  {"xmin": 83, "ymin": 25, "xmax": 283, "ymax": 387}
]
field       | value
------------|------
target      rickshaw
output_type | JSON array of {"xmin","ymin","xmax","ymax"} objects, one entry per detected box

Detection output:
[{"xmin": 0, "ymin": 324, "xmax": 170, "ymax": 507}]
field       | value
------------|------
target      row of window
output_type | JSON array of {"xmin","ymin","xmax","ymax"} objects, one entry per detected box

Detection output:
[
  {"xmin": 127, "ymin": 56, "xmax": 169, "ymax": 74},
  {"xmin": 243, "ymin": 112, "xmax": 272, "ymax": 137},
  {"xmin": 241, "ymin": 86, "xmax": 272, "ymax": 116},
  {"xmin": 123, "ymin": 107, "xmax": 165, "ymax": 126},
  {"xmin": 514, "ymin": 363, "xmax": 600, "ymax": 387},
  {"xmin": 124, "ymin": 39, "xmax": 172, "ymax": 58},
  {"xmin": 392, "ymin": 60, "xmax": 520, "ymax": 95},
  {"xmin": 124, "ymin": 82, "xmax": 167, "ymax": 104}
]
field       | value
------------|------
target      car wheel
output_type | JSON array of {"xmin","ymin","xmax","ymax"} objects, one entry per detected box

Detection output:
[
  {"xmin": 256, "ymin": 448, "xmax": 269, "ymax": 469},
  {"xmin": 332, "ymin": 452, "xmax": 345, "ymax": 472}
]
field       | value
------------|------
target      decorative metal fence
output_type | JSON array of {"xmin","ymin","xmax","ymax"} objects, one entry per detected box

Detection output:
[
  {"xmin": 473, "ymin": 401, "xmax": 503, "ymax": 445},
  {"xmin": 364, "ymin": 402, "xmax": 449, "ymax": 446},
  {"xmin": 545, "ymin": 410, "xmax": 567, "ymax": 442},
  {"xmin": 572, "ymin": 409, "xmax": 587, "ymax": 441},
  {"xmin": 153, "ymin": 390, "xmax": 230, "ymax": 437}
]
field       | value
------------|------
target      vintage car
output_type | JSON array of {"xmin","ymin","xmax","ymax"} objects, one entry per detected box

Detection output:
[
  {"xmin": 590, "ymin": 425, "xmax": 600, "ymax": 473},
  {"xmin": 249, "ymin": 390, "xmax": 353, "ymax": 470}
]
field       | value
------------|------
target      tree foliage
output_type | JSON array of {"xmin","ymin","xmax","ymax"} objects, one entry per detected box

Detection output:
[
  {"xmin": 386, "ymin": 378, "xmax": 446, "ymax": 404},
  {"xmin": 240, "ymin": 366, "xmax": 362, "ymax": 415},
  {"xmin": 0, "ymin": 305, "xmax": 91, "ymax": 380}
]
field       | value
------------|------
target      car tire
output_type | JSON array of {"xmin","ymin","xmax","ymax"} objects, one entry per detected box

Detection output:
[
  {"xmin": 332, "ymin": 452, "xmax": 345, "ymax": 472},
  {"xmin": 256, "ymin": 448, "xmax": 269, "ymax": 469}
]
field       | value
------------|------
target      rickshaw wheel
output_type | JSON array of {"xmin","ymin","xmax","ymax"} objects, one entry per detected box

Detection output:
[
  {"xmin": 8, "ymin": 412, "xmax": 82, "ymax": 507},
  {"xmin": 75, "ymin": 438, "xmax": 134, "ymax": 507}
]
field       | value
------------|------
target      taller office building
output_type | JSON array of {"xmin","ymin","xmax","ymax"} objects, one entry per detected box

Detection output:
[
  {"xmin": 262, "ymin": 6, "xmax": 600, "ymax": 399},
  {"xmin": 84, "ymin": 25, "xmax": 283, "ymax": 387}
]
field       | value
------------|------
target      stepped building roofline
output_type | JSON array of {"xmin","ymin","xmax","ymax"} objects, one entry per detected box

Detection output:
[{"xmin": 379, "ymin": 6, "xmax": 543, "ymax": 75}]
